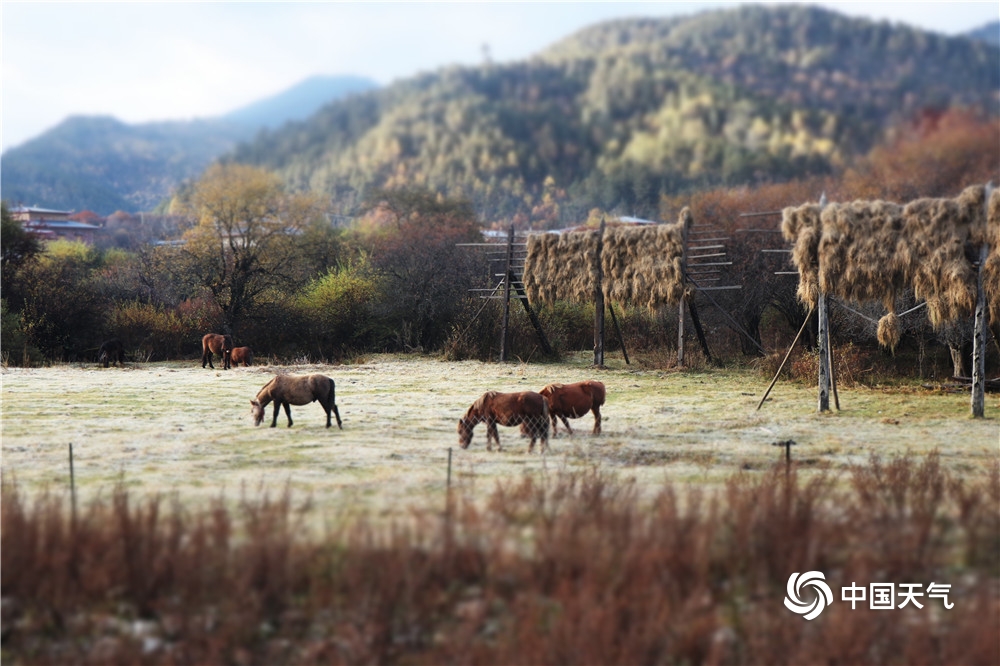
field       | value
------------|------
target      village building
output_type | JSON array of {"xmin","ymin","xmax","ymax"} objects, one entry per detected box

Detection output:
[{"xmin": 10, "ymin": 205, "xmax": 103, "ymax": 244}]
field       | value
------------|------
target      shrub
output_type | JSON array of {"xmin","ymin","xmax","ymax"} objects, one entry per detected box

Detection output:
[
  {"xmin": 296, "ymin": 260, "xmax": 383, "ymax": 359},
  {"xmin": 2, "ymin": 454, "xmax": 996, "ymax": 664}
]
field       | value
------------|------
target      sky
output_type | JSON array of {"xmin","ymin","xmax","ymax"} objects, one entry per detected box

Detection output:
[{"xmin": 2, "ymin": 1, "xmax": 998, "ymax": 153}]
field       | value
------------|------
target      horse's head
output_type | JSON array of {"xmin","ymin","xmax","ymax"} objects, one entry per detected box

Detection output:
[
  {"xmin": 457, "ymin": 417, "xmax": 474, "ymax": 448},
  {"xmin": 250, "ymin": 399, "xmax": 265, "ymax": 426},
  {"xmin": 458, "ymin": 392, "xmax": 495, "ymax": 448}
]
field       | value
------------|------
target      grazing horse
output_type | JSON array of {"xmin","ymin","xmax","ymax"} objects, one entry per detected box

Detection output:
[
  {"xmin": 458, "ymin": 391, "xmax": 549, "ymax": 453},
  {"xmin": 251, "ymin": 374, "xmax": 342, "ymax": 429},
  {"xmin": 97, "ymin": 338, "xmax": 125, "ymax": 368},
  {"xmin": 231, "ymin": 346, "xmax": 253, "ymax": 367},
  {"xmin": 539, "ymin": 380, "xmax": 606, "ymax": 435},
  {"xmin": 201, "ymin": 333, "xmax": 233, "ymax": 370}
]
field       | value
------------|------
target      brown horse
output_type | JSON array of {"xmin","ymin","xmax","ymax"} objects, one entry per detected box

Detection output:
[
  {"xmin": 201, "ymin": 333, "xmax": 233, "ymax": 370},
  {"xmin": 458, "ymin": 391, "xmax": 549, "ymax": 452},
  {"xmin": 251, "ymin": 374, "xmax": 342, "ymax": 429},
  {"xmin": 97, "ymin": 338, "xmax": 125, "ymax": 368},
  {"xmin": 539, "ymin": 380, "xmax": 606, "ymax": 435},
  {"xmin": 231, "ymin": 346, "xmax": 253, "ymax": 367}
]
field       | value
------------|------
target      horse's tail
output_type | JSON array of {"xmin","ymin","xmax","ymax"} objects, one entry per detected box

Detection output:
[{"xmin": 328, "ymin": 377, "xmax": 336, "ymax": 405}]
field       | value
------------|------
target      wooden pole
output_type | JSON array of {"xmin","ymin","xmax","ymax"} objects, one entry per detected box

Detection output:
[
  {"xmin": 688, "ymin": 300, "xmax": 713, "ymax": 363},
  {"xmin": 678, "ymin": 215, "xmax": 689, "ymax": 367},
  {"xmin": 972, "ymin": 243, "xmax": 988, "ymax": 418},
  {"xmin": 594, "ymin": 217, "xmax": 605, "ymax": 368},
  {"xmin": 608, "ymin": 303, "xmax": 630, "ymax": 365},
  {"xmin": 510, "ymin": 271, "xmax": 554, "ymax": 356},
  {"xmin": 817, "ymin": 293, "xmax": 831, "ymax": 412},
  {"xmin": 829, "ymin": 335, "xmax": 841, "ymax": 411},
  {"xmin": 757, "ymin": 308, "xmax": 814, "ymax": 410},
  {"xmin": 499, "ymin": 225, "xmax": 514, "ymax": 362},
  {"xmin": 677, "ymin": 297, "xmax": 686, "ymax": 367}
]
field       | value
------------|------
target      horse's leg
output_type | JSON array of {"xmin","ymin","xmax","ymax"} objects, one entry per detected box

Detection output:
[
  {"xmin": 283, "ymin": 402, "xmax": 293, "ymax": 427},
  {"xmin": 550, "ymin": 412, "xmax": 559, "ymax": 436},
  {"xmin": 592, "ymin": 405, "xmax": 602, "ymax": 435},
  {"xmin": 560, "ymin": 414, "xmax": 573, "ymax": 434},
  {"xmin": 202, "ymin": 348, "xmax": 212, "ymax": 369},
  {"xmin": 487, "ymin": 421, "xmax": 500, "ymax": 451},
  {"xmin": 332, "ymin": 404, "xmax": 342, "ymax": 430},
  {"xmin": 270, "ymin": 402, "xmax": 280, "ymax": 427}
]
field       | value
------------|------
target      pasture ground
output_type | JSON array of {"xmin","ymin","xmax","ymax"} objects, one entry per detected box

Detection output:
[{"xmin": 2, "ymin": 353, "xmax": 997, "ymax": 518}]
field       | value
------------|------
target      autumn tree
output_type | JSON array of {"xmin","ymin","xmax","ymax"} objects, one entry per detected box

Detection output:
[
  {"xmin": 170, "ymin": 164, "xmax": 328, "ymax": 333},
  {"xmin": 841, "ymin": 110, "xmax": 1000, "ymax": 201},
  {"xmin": 358, "ymin": 188, "xmax": 482, "ymax": 350}
]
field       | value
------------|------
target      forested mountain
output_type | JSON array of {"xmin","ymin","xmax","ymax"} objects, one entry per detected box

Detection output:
[
  {"xmin": 966, "ymin": 21, "xmax": 999, "ymax": 46},
  {"xmin": 1, "ymin": 76, "xmax": 377, "ymax": 214},
  {"xmin": 1, "ymin": 116, "xmax": 247, "ymax": 214},
  {"xmin": 223, "ymin": 75, "xmax": 377, "ymax": 129},
  {"xmin": 230, "ymin": 5, "xmax": 999, "ymax": 225}
]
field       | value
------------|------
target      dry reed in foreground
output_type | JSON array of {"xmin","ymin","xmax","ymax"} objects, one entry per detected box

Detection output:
[{"xmin": 2, "ymin": 454, "xmax": 997, "ymax": 665}]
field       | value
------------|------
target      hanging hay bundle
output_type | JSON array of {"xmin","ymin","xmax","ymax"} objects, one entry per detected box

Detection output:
[
  {"xmin": 524, "ymin": 208, "xmax": 692, "ymax": 308},
  {"xmin": 524, "ymin": 231, "xmax": 598, "ymax": 304},
  {"xmin": 603, "ymin": 209, "xmax": 690, "ymax": 308},
  {"xmin": 895, "ymin": 186, "xmax": 983, "ymax": 327},
  {"xmin": 818, "ymin": 199, "xmax": 906, "ymax": 311},
  {"xmin": 877, "ymin": 312, "xmax": 902, "ymax": 351},
  {"xmin": 781, "ymin": 204, "xmax": 823, "ymax": 308},
  {"xmin": 782, "ymin": 186, "xmax": 991, "ymax": 342}
]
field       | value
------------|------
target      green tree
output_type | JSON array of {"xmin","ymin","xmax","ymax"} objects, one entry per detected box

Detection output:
[{"xmin": 1, "ymin": 201, "xmax": 42, "ymax": 308}]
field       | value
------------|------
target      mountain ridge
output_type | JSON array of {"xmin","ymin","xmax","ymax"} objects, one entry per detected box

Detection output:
[
  {"xmin": 229, "ymin": 5, "xmax": 999, "ymax": 224},
  {"xmin": 1, "ymin": 75, "xmax": 378, "ymax": 214}
]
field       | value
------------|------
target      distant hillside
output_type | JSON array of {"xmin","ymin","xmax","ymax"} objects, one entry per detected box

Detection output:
[
  {"xmin": 965, "ymin": 20, "xmax": 999, "ymax": 46},
  {"xmin": 230, "ymin": 5, "xmax": 998, "ymax": 225},
  {"xmin": 223, "ymin": 75, "xmax": 376, "ymax": 129},
  {"xmin": 1, "ymin": 76, "xmax": 378, "ymax": 214}
]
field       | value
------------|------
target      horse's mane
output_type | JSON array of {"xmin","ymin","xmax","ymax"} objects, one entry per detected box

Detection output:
[
  {"xmin": 470, "ymin": 391, "xmax": 498, "ymax": 414},
  {"xmin": 255, "ymin": 376, "xmax": 279, "ymax": 402}
]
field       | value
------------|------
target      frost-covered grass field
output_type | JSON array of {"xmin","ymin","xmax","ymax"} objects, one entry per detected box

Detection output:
[{"xmin": 2, "ymin": 353, "xmax": 997, "ymax": 517}]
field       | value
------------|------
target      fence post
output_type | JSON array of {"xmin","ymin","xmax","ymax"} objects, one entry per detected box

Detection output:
[{"xmin": 69, "ymin": 443, "xmax": 77, "ymax": 525}]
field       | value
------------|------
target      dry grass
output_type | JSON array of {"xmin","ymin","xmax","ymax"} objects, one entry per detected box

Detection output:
[
  {"xmin": 2, "ymin": 455, "xmax": 997, "ymax": 665},
  {"xmin": 524, "ymin": 209, "xmax": 692, "ymax": 309},
  {"xmin": 1, "ymin": 354, "xmax": 997, "ymax": 520}
]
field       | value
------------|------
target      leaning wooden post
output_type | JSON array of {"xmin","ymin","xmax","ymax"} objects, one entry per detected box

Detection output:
[
  {"xmin": 608, "ymin": 303, "xmax": 630, "ymax": 365},
  {"xmin": 593, "ymin": 217, "xmax": 606, "ymax": 368},
  {"xmin": 757, "ymin": 307, "xmax": 814, "ymax": 410},
  {"xmin": 499, "ymin": 225, "xmax": 514, "ymax": 362},
  {"xmin": 972, "ymin": 242, "xmax": 988, "ymax": 418}
]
